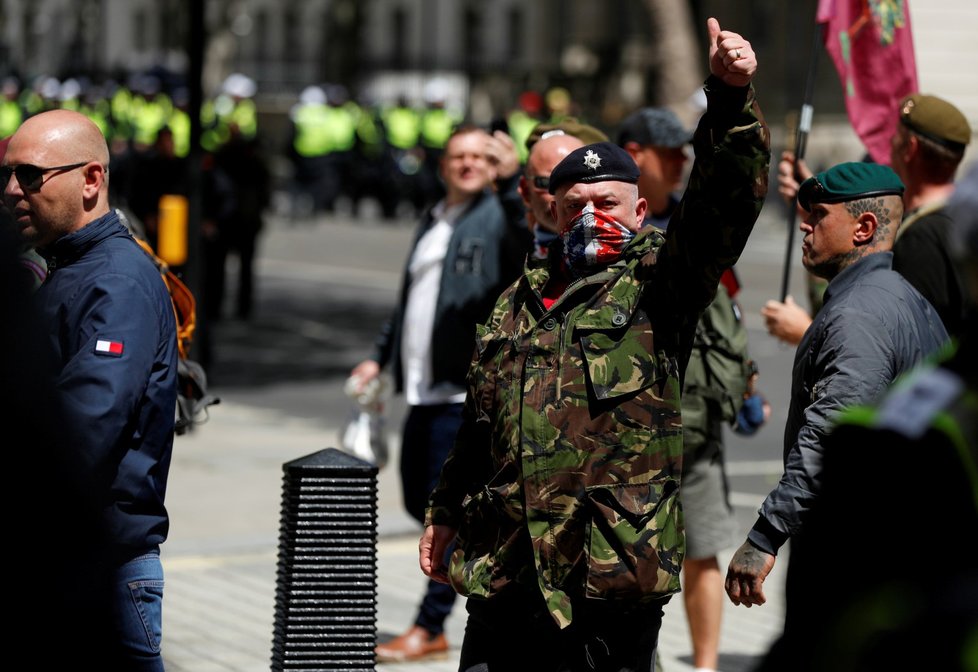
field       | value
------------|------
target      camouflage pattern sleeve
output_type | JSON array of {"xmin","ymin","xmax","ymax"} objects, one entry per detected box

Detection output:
[
  {"xmin": 655, "ymin": 77, "xmax": 770, "ymax": 374},
  {"xmin": 425, "ymin": 293, "xmax": 514, "ymax": 529}
]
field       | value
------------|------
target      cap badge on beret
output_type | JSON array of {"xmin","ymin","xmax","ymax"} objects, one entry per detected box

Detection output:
[
  {"xmin": 547, "ymin": 141, "xmax": 640, "ymax": 194},
  {"xmin": 583, "ymin": 149, "xmax": 602, "ymax": 171},
  {"xmin": 899, "ymin": 93, "xmax": 972, "ymax": 149}
]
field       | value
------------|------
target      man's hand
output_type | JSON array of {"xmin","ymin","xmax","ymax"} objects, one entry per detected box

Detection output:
[
  {"xmin": 708, "ymin": 17, "xmax": 757, "ymax": 87},
  {"xmin": 761, "ymin": 295, "xmax": 812, "ymax": 346},
  {"xmin": 486, "ymin": 130, "xmax": 521, "ymax": 181},
  {"xmin": 419, "ymin": 524, "xmax": 457, "ymax": 585},
  {"xmin": 349, "ymin": 359, "xmax": 380, "ymax": 394},
  {"xmin": 725, "ymin": 540, "xmax": 776, "ymax": 607},
  {"xmin": 777, "ymin": 150, "xmax": 813, "ymax": 208}
]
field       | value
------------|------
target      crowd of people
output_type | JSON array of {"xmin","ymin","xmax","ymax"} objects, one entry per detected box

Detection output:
[
  {"xmin": 1, "ymin": 70, "xmax": 588, "ymax": 323},
  {"xmin": 3, "ymin": 12, "xmax": 976, "ymax": 672},
  {"xmin": 353, "ymin": 17, "xmax": 773, "ymax": 671},
  {"xmin": 3, "ymin": 69, "xmax": 270, "ymax": 328},
  {"xmin": 356, "ymin": 17, "xmax": 976, "ymax": 672},
  {"xmin": 283, "ymin": 79, "xmax": 584, "ymax": 222}
]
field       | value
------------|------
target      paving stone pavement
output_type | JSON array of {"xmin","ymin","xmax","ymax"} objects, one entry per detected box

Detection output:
[{"xmin": 161, "ymin": 401, "xmax": 787, "ymax": 672}]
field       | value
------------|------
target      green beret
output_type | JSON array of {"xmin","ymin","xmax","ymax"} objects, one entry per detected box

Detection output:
[
  {"xmin": 798, "ymin": 162, "xmax": 905, "ymax": 211},
  {"xmin": 899, "ymin": 93, "xmax": 972, "ymax": 150},
  {"xmin": 525, "ymin": 117, "xmax": 609, "ymax": 152},
  {"xmin": 548, "ymin": 141, "xmax": 639, "ymax": 194}
]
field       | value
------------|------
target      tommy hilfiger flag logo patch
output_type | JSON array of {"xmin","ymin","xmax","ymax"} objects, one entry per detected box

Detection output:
[{"xmin": 95, "ymin": 339, "xmax": 124, "ymax": 356}]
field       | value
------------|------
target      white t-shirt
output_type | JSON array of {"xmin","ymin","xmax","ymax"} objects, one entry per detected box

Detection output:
[{"xmin": 401, "ymin": 199, "xmax": 470, "ymax": 406}]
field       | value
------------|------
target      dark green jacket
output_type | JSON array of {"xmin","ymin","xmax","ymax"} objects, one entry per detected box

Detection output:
[{"xmin": 682, "ymin": 281, "xmax": 751, "ymax": 456}]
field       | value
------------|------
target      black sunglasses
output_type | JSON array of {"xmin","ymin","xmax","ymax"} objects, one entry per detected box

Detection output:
[
  {"xmin": 530, "ymin": 175, "xmax": 550, "ymax": 190},
  {"xmin": 0, "ymin": 162, "xmax": 89, "ymax": 191}
]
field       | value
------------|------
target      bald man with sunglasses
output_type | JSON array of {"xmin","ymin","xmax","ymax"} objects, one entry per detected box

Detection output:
[{"xmin": 3, "ymin": 109, "xmax": 178, "ymax": 669}]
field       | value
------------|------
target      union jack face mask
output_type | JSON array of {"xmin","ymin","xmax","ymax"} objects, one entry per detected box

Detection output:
[{"xmin": 560, "ymin": 203, "xmax": 635, "ymax": 277}]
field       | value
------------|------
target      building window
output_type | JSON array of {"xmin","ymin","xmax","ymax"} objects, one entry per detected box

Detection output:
[
  {"xmin": 463, "ymin": 7, "xmax": 479, "ymax": 70},
  {"xmin": 507, "ymin": 6, "xmax": 522, "ymax": 61},
  {"xmin": 255, "ymin": 10, "xmax": 269, "ymax": 63},
  {"xmin": 22, "ymin": 7, "xmax": 36, "ymax": 67},
  {"xmin": 134, "ymin": 9, "xmax": 148, "ymax": 53},
  {"xmin": 283, "ymin": 6, "xmax": 299, "ymax": 64},
  {"xmin": 392, "ymin": 7, "xmax": 407, "ymax": 67},
  {"xmin": 159, "ymin": 1, "xmax": 179, "ymax": 51}
]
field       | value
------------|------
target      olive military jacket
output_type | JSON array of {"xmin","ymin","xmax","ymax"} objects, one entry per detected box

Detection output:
[{"xmin": 426, "ymin": 78, "xmax": 770, "ymax": 629}]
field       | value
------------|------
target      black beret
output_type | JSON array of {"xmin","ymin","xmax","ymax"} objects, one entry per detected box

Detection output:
[
  {"xmin": 524, "ymin": 117, "xmax": 609, "ymax": 151},
  {"xmin": 548, "ymin": 141, "xmax": 640, "ymax": 194},
  {"xmin": 798, "ymin": 162, "xmax": 905, "ymax": 211},
  {"xmin": 899, "ymin": 93, "xmax": 972, "ymax": 150},
  {"xmin": 617, "ymin": 107, "xmax": 693, "ymax": 148}
]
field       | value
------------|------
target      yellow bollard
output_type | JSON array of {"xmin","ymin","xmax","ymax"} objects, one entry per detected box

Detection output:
[{"xmin": 157, "ymin": 194, "xmax": 188, "ymax": 266}]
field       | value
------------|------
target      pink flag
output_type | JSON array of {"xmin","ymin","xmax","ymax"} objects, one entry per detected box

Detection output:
[{"xmin": 817, "ymin": 0, "xmax": 918, "ymax": 165}]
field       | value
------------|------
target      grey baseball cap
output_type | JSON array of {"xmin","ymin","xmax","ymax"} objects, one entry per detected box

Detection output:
[{"xmin": 616, "ymin": 107, "xmax": 693, "ymax": 148}]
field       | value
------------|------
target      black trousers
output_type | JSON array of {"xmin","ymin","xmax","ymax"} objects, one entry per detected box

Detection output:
[{"xmin": 459, "ymin": 584, "xmax": 667, "ymax": 672}]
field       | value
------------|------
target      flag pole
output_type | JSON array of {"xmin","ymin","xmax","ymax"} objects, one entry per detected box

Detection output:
[{"xmin": 780, "ymin": 20, "xmax": 824, "ymax": 302}]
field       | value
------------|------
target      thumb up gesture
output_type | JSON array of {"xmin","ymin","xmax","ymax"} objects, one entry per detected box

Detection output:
[{"xmin": 708, "ymin": 17, "xmax": 757, "ymax": 87}]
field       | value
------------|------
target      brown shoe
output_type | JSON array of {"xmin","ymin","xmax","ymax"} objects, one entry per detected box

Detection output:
[{"xmin": 375, "ymin": 625, "xmax": 449, "ymax": 663}]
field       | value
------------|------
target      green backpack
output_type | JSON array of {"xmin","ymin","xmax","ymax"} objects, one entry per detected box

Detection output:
[{"xmin": 683, "ymin": 283, "xmax": 754, "ymax": 441}]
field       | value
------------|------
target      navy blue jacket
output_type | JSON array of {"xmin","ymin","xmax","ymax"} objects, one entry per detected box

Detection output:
[
  {"xmin": 372, "ymin": 187, "xmax": 527, "ymax": 393},
  {"xmin": 37, "ymin": 210, "xmax": 178, "ymax": 560},
  {"xmin": 750, "ymin": 252, "xmax": 948, "ymax": 555}
]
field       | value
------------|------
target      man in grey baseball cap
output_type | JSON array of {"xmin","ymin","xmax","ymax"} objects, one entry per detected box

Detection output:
[{"xmin": 617, "ymin": 107, "xmax": 693, "ymax": 229}]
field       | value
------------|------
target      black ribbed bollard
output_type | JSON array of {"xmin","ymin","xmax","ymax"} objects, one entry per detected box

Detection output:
[{"xmin": 271, "ymin": 447, "xmax": 379, "ymax": 671}]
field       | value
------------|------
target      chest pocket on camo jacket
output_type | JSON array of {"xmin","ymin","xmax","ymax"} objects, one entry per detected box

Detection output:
[{"xmin": 578, "ymin": 314, "xmax": 684, "ymax": 600}]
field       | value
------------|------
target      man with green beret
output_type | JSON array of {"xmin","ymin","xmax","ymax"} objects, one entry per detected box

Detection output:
[
  {"xmin": 725, "ymin": 161, "xmax": 949, "ymax": 609},
  {"xmin": 420, "ymin": 17, "xmax": 770, "ymax": 670},
  {"xmin": 754, "ymin": 160, "xmax": 978, "ymax": 671},
  {"xmin": 768, "ymin": 92, "xmax": 974, "ymax": 344},
  {"xmin": 891, "ymin": 92, "xmax": 973, "ymax": 339}
]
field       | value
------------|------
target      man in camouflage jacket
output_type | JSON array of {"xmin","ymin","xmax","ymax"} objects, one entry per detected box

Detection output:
[{"xmin": 421, "ymin": 18, "xmax": 770, "ymax": 671}]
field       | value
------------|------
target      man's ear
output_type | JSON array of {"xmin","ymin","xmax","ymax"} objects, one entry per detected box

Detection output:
[
  {"xmin": 905, "ymin": 133, "xmax": 921, "ymax": 162},
  {"xmin": 634, "ymin": 196, "xmax": 648, "ymax": 226},
  {"xmin": 623, "ymin": 141, "xmax": 642, "ymax": 165},
  {"xmin": 853, "ymin": 211, "xmax": 877, "ymax": 245},
  {"xmin": 82, "ymin": 162, "xmax": 106, "ymax": 200}
]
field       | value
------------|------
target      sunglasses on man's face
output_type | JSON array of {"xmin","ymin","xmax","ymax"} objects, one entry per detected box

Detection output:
[
  {"xmin": 530, "ymin": 175, "xmax": 550, "ymax": 191},
  {"xmin": 0, "ymin": 162, "xmax": 88, "ymax": 192}
]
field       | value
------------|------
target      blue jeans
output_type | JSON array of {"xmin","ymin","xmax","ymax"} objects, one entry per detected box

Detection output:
[
  {"xmin": 111, "ymin": 550, "xmax": 166, "ymax": 671},
  {"xmin": 400, "ymin": 403, "xmax": 464, "ymax": 523},
  {"xmin": 400, "ymin": 403, "xmax": 464, "ymax": 635}
]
